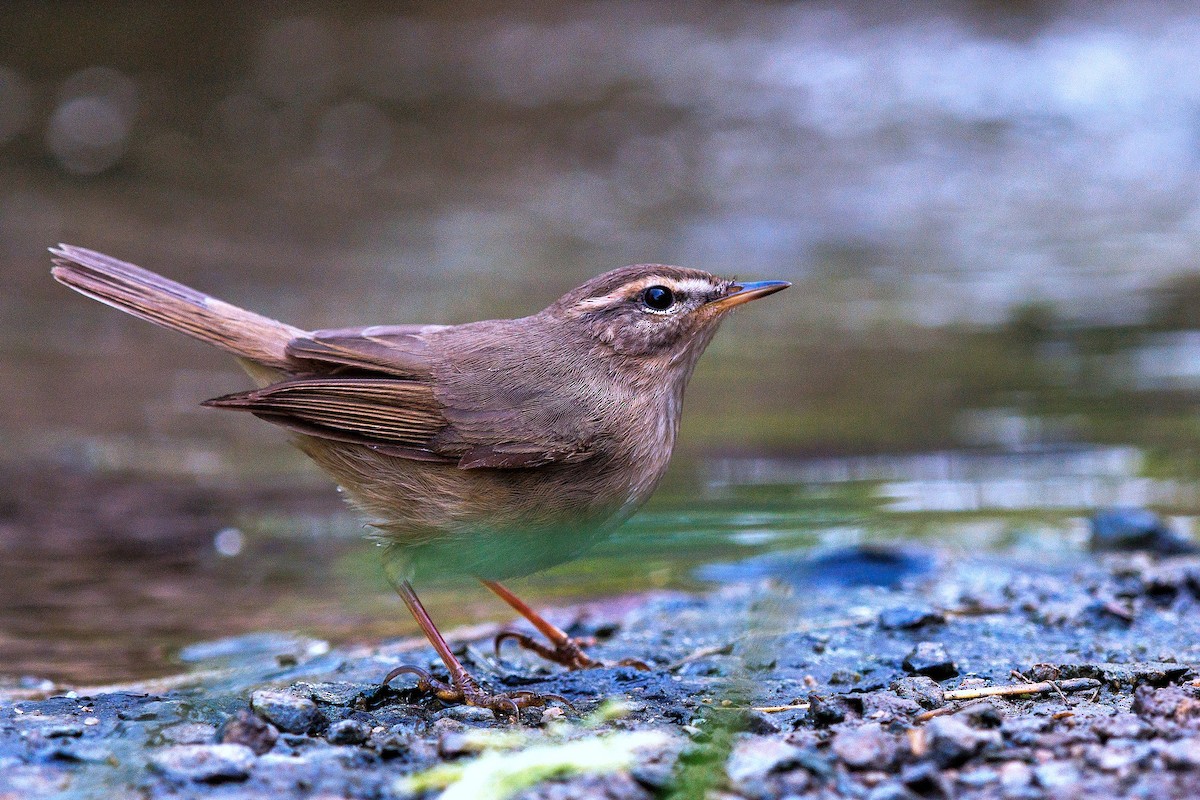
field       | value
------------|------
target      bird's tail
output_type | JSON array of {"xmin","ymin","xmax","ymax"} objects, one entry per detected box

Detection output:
[{"xmin": 50, "ymin": 244, "xmax": 305, "ymax": 372}]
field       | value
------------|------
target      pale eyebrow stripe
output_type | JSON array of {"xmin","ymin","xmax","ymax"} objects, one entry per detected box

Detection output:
[{"xmin": 571, "ymin": 275, "xmax": 718, "ymax": 313}]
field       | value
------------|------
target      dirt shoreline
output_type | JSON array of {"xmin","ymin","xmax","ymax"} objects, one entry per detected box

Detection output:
[{"xmin": 2, "ymin": 546, "xmax": 1199, "ymax": 798}]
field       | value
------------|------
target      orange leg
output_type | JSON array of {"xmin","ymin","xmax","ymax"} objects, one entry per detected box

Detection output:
[
  {"xmin": 481, "ymin": 579, "xmax": 650, "ymax": 671},
  {"xmin": 382, "ymin": 579, "xmax": 572, "ymax": 716}
]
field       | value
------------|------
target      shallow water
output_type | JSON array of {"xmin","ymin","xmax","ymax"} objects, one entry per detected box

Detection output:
[{"xmin": 3, "ymin": 443, "xmax": 1191, "ymax": 687}]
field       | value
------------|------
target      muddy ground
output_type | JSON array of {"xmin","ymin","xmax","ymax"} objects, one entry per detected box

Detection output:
[{"xmin": 3, "ymin": 532, "xmax": 1200, "ymax": 799}]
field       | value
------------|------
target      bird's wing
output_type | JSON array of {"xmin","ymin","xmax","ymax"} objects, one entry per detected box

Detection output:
[
  {"xmin": 285, "ymin": 325, "xmax": 447, "ymax": 378},
  {"xmin": 202, "ymin": 377, "xmax": 457, "ymax": 462},
  {"xmin": 210, "ymin": 321, "xmax": 602, "ymax": 469}
]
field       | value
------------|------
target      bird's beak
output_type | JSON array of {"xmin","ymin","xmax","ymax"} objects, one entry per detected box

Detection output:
[{"xmin": 707, "ymin": 280, "xmax": 790, "ymax": 312}]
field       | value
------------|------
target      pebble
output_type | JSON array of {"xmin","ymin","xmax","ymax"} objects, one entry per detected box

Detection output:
[
  {"xmin": 250, "ymin": 690, "xmax": 319, "ymax": 734},
  {"xmin": 219, "ymin": 709, "xmax": 279, "ymax": 755},
  {"xmin": 998, "ymin": 760, "xmax": 1033, "ymax": 790},
  {"xmin": 1090, "ymin": 507, "xmax": 1198, "ymax": 555},
  {"xmin": 432, "ymin": 704, "xmax": 494, "ymax": 724},
  {"xmin": 725, "ymin": 736, "xmax": 804, "ymax": 785},
  {"xmin": 1033, "ymin": 760, "xmax": 1081, "ymax": 789},
  {"xmin": 326, "ymin": 718, "xmax": 372, "ymax": 746},
  {"xmin": 890, "ymin": 677, "xmax": 946, "ymax": 709},
  {"xmin": 831, "ymin": 722, "xmax": 897, "ymax": 770},
  {"xmin": 149, "ymin": 743, "xmax": 256, "ymax": 783},
  {"xmin": 925, "ymin": 716, "xmax": 1000, "ymax": 767},
  {"xmin": 1161, "ymin": 737, "xmax": 1200, "ymax": 769},
  {"xmin": 879, "ymin": 605, "xmax": 945, "ymax": 630},
  {"xmin": 159, "ymin": 722, "xmax": 218, "ymax": 745},
  {"xmin": 902, "ymin": 642, "xmax": 958, "ymax": 680}
]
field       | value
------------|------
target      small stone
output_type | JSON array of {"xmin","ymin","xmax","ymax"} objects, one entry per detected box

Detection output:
[
  {"xmin": 925, "ymin": 715, "xmax": 1000, "ymax": 767},
  {"xmin": 326, "ymin": 719, "xmax": 371, "ymax": 746},
  {"xmin": 998, "ymin": 760, "xmax": 1033, "ymax": 790},
  {"xmin": 807, "ymin": 694, "xmax": 852, "ymax": 726},
  {"xmin": 902, "ymin": 642, "xmax": 957, "ymax": 680},
  {"xmin": 861, "ymin": 693, "xmax": 922, "ymax": 722},
  {"xmin": 1087, "ymin": 740, "xmax": 1152, "ymax": 772},
  {"xmin": 48, "ymin": 742, "xmax": 112, "ymax": 764},
  {"xmin": 43, "ymin": 722, "xmax": 83, "ymax": 738},
  {"xmin": 1162, "ymin": 737, "xmax": 1200, "ymax": 769},
  {"xmin": 437, "ymin": 731, "xmax": 480, "ymax": 759},
  {"xmin": 879, "ymin": 605, "xmax": 945, "ymax": 630},
  {"xmin": 726, "ymin": 736, "xmax": 804, "ymax": 785},
  {"xmin": 371, "ymin": 725, "xmax": 412, "ymax": 758},
  {"xmin": 1090, "ymin": 507, "xmax": 1198, "ymax": 555},
  {"xmin": 250, "ymin": 690, "xmax": 319, "ymax": 734},
  {"xmin": 432, "ymin": 704, "xmax": 494, "ymax": 724},
  {"xmin": 540, "ymin": 707, "xmax": 565, "ymax": 725},
  {"xmin": 1093, "ymin": 713, "xmax": 1152, "ymax": 741},
  {"xmin": 220, "ymin": 709, "xmax": 278, "ymax": 755},
  {"xmin": 160, "ymin": 722, "xmax": 218, "ymax": 745},
  {"xmin": 307, "ymin": 682, "xmax": 369, "ymax": 707},
  {"xmin": 831, "ymin": 722, "xmax": 898, "ymax": 770},
  {"xmin": 890, "ymin": 677, "xmax": 945, "ymax": 710},
  {"xmin": 150, "ymin": 743, "xmax": 256, "ymax": 783},
  {"xmin": 1034, "ymin": 761, "xmax": 1081, "ymax": 789},
  {"xmin": 865, "ymin": 782, "xmax": 917, "ymax": 800}
]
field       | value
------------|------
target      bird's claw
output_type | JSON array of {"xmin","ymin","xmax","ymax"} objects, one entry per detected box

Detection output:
[
  {"xmin": 381, "ymin": 664, "xmax": 575, "ymax": 717},
  {"xmin": 494, "ymin": 630, "xmax": 652, "ymax": 672}
]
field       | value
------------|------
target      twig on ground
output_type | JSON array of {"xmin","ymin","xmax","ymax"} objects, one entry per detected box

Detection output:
[{"xmin": 942, "ymin": 677, "xmax": 1099, "ymax": 703}]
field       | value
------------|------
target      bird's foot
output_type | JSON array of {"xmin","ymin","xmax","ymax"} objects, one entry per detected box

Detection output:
[
  {"xmin": 494, "ymin": 630, "xmax": 651, "ymax": 672},
  {"xmin": 382, "ymin": 664, "xmax": 575, "ymax": 718}
]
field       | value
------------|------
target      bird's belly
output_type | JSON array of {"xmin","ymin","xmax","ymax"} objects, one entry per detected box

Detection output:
[{"xmin": 296, "ymin": 436, "xmax": 670, "ymax": 581}]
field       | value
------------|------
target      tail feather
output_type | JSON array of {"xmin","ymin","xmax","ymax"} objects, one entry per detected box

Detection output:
[{"xmin": 50, "ymin": 244, "xmax": 306, "ymax": 371}]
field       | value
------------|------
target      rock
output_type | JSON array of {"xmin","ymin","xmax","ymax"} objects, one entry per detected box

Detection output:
[
  {"xmin": 157, "ymin": 722, "xmax": 217, "ymax": 745},
  {"xmin": 902, "ymin": 642, "xmax": 958, "ymax": 680},
  {"xmin": 306, "ymin": 682, "xmax": 369, "ymax": 707},
  {"xmin": 998, "ymin": 760, "xmax": 1033, "ymax": 790},
  {"xmin": 865, "ymin": 782, "xmax": 919, "ymax": 800},
  {"xmin": 807, "ymin": 694, "xmax": 852, "ymax": 726},
  {"xmin": 879, "ymin": 605, "xmax": 945, "ymax": 630},
  {"xmin": 831, "ymin": 722, "xmax": 898, "ymax": 770},
  {"xmin": 861, "ymin": 692, "xmax": 922, "ymax": 722},
  {"xmin": 432, "ymin": 704, "xmax": 494, "ymax": 724},
  {"xmin": 149, "ymin": 743, "xmax": 256, "ymax": 783},
  {"xmin": 1034, "ymin": 760, "xmax": 1081, "ymax": 789},
  {"xmin": 1132, "ymin": 684, "xmax": 1200, "ymax": 722},
  {"xmin": 925, "ymin": 715, "xmax": 1000, "ymax": 767},
  {"xmin": 1092, "ymin": 713, "xmax": 1153, "ymax": 741},
  {"xmin": 250, "ymin": 689, "xmax": 319, "ymax": 734},
  {"xmin": 218, "ymin": 709, "xmax": 278, "ymax": 755},
  {"xmin": 1161, "ymin": 737, "xmax": 1200, "ymax": 769},
  {"xmin": 437, "ymin": 730, "xmax": 484, "ymax": 759},
  {"xmin": 890, "ymin": 676, "xmax": 946, "ymax": 709},
  {"xmin": 326, "ymin": 718, "xmax": 372, "ymax": 746},
  {"xmin": 899, "ymin": 762, "xmax": 949, "ymax": 797},
  {"xmin": 371, "ymin": 725, "xmax": 413, "ymax": 758},
  {"xmin": 1090, "ymin": 507, "xmax": 1198, "ymax": 555},
  {"xmin": 725, "ymin": 736, "xmax": 804, "ymax": 786},
  {"xmin": 1086, "ymin": 740, "xmax": 1153, "ymax": 772}
]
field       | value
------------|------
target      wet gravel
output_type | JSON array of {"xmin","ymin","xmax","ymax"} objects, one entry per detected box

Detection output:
[{"xmin": 2, "ymin": 549, "xmax": 1200, "ymax": 798}]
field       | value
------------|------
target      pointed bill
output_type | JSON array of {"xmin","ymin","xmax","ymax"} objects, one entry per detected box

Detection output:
[{"xmin": 707, "ymin": 280, "xmax": 790, "ymax": 312}]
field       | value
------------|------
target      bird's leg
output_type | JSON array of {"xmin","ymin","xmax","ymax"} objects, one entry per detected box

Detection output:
[
  {"xmin": 382, "ymin": 579, "xmax": 573, "ymax": 717},
  {"xmin": 482, "ymin": 579, "xmax": 650, "ymax": 671}
]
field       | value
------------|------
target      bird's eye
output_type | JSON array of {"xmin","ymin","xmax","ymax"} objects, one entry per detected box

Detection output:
[{"xmin": 641, "ymin": 285, "xmax": 675, "ymax": 311}]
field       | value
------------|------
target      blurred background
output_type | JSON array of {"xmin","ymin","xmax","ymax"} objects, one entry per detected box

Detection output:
[{"xmin": 4, "ymin": 0, "xmax": 1200, "ymax": 684}]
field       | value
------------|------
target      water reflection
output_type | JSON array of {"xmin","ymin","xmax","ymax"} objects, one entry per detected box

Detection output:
[{"xmin": 709, "ymin": 445, "xmax": 1196, "ymax": 512}]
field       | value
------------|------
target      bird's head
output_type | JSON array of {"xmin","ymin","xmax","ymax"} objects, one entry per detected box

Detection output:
[{"xmin": 549, "ymin": 264, "xmax": 789, "ymax": 361}]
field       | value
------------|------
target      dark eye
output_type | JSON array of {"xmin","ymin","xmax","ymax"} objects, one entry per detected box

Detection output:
[{"xmin": 641, "ymin": 285, "xmax": 675, "ymax": 311}]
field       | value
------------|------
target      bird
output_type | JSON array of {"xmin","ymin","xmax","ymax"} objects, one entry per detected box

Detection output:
[{"xmin": 50, "ymin": 244, "xmax": 788, "ymax": 715}]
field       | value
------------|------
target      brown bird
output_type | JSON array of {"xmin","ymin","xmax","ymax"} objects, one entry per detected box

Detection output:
[{"xmin": 50, "ymin": 244, "xmax": 788, "ymax": 714}]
